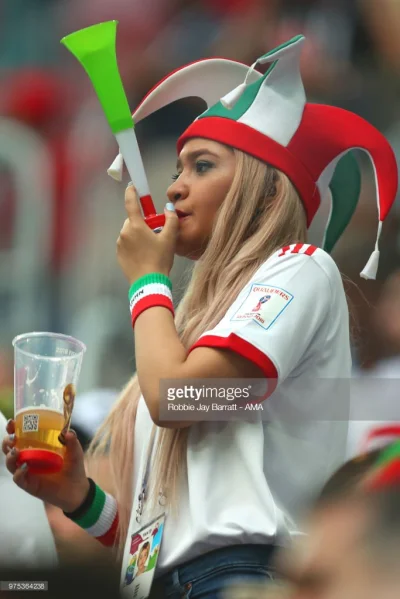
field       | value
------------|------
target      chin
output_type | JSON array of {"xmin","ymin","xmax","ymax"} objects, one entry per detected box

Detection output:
[
  {"xmin": 175, "ymin": 238, "xmax": 208, "ymax": 261},
  {"xmin": 175, "ymin": 245, "xmax": 202, "ymax": 260}
]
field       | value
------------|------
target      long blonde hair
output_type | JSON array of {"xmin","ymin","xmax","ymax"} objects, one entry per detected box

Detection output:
[{"xmin": 87, "ymin": 149, "xmax": 307, "ymax": 557}]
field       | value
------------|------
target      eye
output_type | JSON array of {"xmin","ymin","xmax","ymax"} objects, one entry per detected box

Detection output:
[
  {"xmin": 171, "ymin": 173, "xmax": 180, "ymax": 181},
  {"xmin": 196, "ymin": 160, "xmax": 213, "ymax": 174}
]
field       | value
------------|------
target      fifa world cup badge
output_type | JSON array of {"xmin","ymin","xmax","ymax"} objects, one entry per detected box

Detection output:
[{"xmin": 58, "ymin": 383, "xmax": 76, "ymax": 445}]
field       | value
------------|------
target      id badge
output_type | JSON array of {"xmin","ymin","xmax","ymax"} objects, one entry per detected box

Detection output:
[{"xmin": 121, "ymin": 513, "xmax": 165, "ymax": 599}]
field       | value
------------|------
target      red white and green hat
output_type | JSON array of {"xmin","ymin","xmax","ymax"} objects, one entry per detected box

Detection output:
[
  {"xmin": 365, "ymin": 439, "xmax": 400, "ymax": 490},
  {"xmin": 109, "ymin": 35, "xmax": 398, "ymax": 279}
]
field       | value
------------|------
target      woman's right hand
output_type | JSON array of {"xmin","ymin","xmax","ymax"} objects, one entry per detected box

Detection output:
[{"xmin": 1, "ymin": 419, "xmax": 90, "ymax": 513}]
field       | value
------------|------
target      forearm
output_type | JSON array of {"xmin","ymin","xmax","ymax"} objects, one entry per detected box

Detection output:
[
  {"xmin": 134, "ymin": 306, "xmax": 187, "ymax": 420},
  {"xmin": 63, "ymin": 478, "xmax": 119, "ymax": 547}
]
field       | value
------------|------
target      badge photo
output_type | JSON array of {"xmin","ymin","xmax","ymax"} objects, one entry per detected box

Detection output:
[{"xmin": 121, "ymin": 514, "xmax": 165, "ymax": 599}]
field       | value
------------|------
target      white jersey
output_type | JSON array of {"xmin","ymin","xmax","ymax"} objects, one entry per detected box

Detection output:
[{"xmin": 123, "ymin": 244, "xmax": 351, "ymax": 575}]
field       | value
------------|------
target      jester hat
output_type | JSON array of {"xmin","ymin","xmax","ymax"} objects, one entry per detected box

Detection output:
[{"xmin": 109, "ymin": 35, "xmax": 398, "ymax": 279}]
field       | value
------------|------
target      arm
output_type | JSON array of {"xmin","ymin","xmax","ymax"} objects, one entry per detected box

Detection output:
[
  {"xmin": 117, "ymin": 188, "xmax": 264, "ymax": 426},
  {"xmin": 136, "ymin": 246, "xmax": 336, "ymax": 428},
  {"xmin": 134, "ymin": 305, "xmax": 265, "ymax": 427},
  {"xmin": 63, "ymin": 478, "xmax": 119, "ymax": 548}
]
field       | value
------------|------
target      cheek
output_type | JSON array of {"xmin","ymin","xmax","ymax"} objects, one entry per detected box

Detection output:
[{"xmin": 196, "ymin": 175, "xmax": 232, "ymax": 218}]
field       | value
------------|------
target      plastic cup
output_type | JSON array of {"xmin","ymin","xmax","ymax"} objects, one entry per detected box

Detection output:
[{"xmin": 13, "ymin": 332, "xmax": 86, "ymax": 474}]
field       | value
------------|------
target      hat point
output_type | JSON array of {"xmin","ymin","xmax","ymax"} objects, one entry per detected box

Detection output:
[
  {"xmin": 107, "ymin": 152, "xmax": 124, "ymax": 181},
  {"xmin": 220, "ymin": 83, "xmax": 247, "ymax": 109},
  {"xmin": 360, "ymin": 250, "xmax": 380, "ymax": 280}
]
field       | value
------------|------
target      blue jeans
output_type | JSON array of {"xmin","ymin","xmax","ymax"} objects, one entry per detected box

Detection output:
[{"xmin": 149, "ymin": 544, "xmax": 277, "ymax": 599}]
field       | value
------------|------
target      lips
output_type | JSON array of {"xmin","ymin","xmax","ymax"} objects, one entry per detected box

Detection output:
[{"xmin": 176, "ymin": 209, "xmax": 191, "ymax": 219}]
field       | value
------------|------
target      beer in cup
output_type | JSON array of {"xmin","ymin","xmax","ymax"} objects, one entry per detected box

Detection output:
[{"xmin": 13, "ymin": 332, "xmax": 86, "ymax": 474}]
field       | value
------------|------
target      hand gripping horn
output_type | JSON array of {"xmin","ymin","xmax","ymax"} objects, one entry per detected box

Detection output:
[{"xmin": 61, "ymin": 21, "xmax": 165, "ymax": 232}]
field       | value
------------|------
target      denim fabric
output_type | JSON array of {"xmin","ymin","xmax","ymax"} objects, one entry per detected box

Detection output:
[{"xmin": 149, "ymin": 544, "xmax": 276, "ymax": 599}]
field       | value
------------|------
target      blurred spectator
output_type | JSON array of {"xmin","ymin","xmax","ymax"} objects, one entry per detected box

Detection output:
[
  {"xmin": 373, "ymin": 269, "xmax": 400, "ymax": 360},
  {"xmin": 360, "ymin": 0, "xmax": 400, "ymax": 74},
  {"xmin": 281, "ymin": 489, "xmax": 400, "ymax": 598},
  {"xmin": 347, "ymin": 270, "xmax": 400, "ymax": 458},
  {"xmin": 223, "ymin": 450, "xmax": 383, "ymax": 598},
  {"xmin": 0, "ymin": 411, "xmax": 58, "ymax": 568},
  {"xmin": 274, "ymin": 451, "xmax": 400, "ymax": 599}
]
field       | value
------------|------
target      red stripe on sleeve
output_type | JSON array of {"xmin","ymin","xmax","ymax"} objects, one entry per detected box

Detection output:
[
  {"xmin": 304, "ymin": 245, "xmax": 318, "ymax": 256},
  {"xmin": 278, "ymin": 245, "xmax": 291, "ymax": 257},
  {"xmin": 291, "ymin": 243, "xmax": 304, "ymax": 254},
  {"xmin": 189, "ymin": 333, "xmax": 278, "ymax": 402}
]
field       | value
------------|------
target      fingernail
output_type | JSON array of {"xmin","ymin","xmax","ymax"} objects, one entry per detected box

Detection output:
[
  {"xmin": 20, "ymin": 463, "xmax": 28, "ymax": 471},
  {"xmin": 69, "ymin": 429, "xmax": 77, "ymax": 437},
  {"xmin": 166, "ymin": 202, "xmax": 175, "ymax": 212},
  {"xmin": 9, "ymin": 434, "xmax": 15, "ymax": 442},
  {"xmin": 126, "ymin": 181, "xmax": 134, "ymax": 189}
]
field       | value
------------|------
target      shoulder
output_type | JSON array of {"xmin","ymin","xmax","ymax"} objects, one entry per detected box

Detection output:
[{"xmin": 255, "ymin": 243, "xmax": 342, "ymax": 294}]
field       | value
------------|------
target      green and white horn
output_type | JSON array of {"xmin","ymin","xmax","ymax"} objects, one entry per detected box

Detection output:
[{"xmin": 61, "ymin": 21, "xmax": 165, "ymax": 231}]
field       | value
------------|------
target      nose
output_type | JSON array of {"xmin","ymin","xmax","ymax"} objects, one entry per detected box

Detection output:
[{"xmin": 167, "ymin": 177, "xmax": 189, "ymax": 204}]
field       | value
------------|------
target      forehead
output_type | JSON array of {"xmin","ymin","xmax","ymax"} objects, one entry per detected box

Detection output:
[{"xmin": 178, "ymin": 138, "xmax": 230, "ymax": 158}]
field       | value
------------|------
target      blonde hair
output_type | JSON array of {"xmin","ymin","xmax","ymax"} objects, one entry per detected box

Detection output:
[{"xmin": 87, "ymin": 149, "xmax": 307, "ymax": 558}]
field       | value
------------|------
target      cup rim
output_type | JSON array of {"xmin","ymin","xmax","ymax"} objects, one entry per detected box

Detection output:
[{"xmin": 12, "ymin": 331, "xmax": 86, "ymax": 360}]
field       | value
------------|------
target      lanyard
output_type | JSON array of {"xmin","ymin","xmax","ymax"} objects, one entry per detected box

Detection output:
[{"xmin": 135, "ymin": 427, "xmax": 166, "ymax": 523}]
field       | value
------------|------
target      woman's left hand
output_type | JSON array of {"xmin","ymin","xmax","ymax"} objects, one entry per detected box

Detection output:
[{"xmin": 117, "ymin": 184, "xmax": 179, "ymax": 285}]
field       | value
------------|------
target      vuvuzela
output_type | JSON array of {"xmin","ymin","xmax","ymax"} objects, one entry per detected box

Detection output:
[{"xmin": 61, "ymin": 21, "xmax": 165, "ymax": 232}]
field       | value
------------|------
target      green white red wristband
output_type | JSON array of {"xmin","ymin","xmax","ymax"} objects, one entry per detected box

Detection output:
[
  {"xmin": 64, "ymin": 479, "xmax": 119, "ymax": 547},
  {"xmin": 129, "ymin": 273, "xmax": 174, "ymax": 328}
]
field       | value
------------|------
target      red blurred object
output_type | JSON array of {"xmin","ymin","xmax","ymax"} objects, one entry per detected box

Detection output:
[
  {"xmin": 2, "ymin": 69, "xmax": 67, "ymax": 129},
  {"xmin": 0, "ymin": 68, "xmax": 80, "ymax": 271},
  {"xmin": 367, "ymin": 458, "xmax": 400, "ymax": 490},
  {"xmin": 203, "ymin": 0, "xmax": 261, "ymax": 15}
]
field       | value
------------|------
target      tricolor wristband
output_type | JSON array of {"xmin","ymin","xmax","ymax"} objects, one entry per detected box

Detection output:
[
  {"xmin": 63, "ymin": 478, "xmax": 119, "ymax": 547},
  {"xmin": 129, "ymin": 273, "xmax": 174, "ymax": 328}
]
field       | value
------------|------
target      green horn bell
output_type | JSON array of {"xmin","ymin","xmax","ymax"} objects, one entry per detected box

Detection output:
[{"xmin": 61, "ymin": 21, "xmax": 133, "ymax": 134}]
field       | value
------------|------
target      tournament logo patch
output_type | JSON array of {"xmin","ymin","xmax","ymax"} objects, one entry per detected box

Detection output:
[{"xmin": 231, "ymin": 284, "xmax": 293, "ymax": 330}]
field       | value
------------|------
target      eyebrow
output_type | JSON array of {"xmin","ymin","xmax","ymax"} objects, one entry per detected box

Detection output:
[{"xmin": 176, "ymin": 149, "xmax": 220, "ymax": 170}]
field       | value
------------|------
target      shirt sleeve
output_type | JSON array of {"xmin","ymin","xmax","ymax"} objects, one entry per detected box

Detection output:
[{"xmin": 188, "ymin": 245, "xmax": 334, "ymax": 392}]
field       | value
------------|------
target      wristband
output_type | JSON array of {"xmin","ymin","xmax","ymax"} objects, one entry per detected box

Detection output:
[
  {"xmin": 129, "ymin": 273, "xmax": 174, "ymax": 328},
  {"xmin": 63, "ymin": 478, "xmax": 119, "ymax": 547},
  {"xmin": 63, "ymin": 477, "xmax": 96, "ymax": 520}
]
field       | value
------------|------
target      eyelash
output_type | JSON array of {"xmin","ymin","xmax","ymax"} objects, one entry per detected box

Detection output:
[{"xmin": 171, "ymin": 161, "xmax": 214, "ymax": 181}]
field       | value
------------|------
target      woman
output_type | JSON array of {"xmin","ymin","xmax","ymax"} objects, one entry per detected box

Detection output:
[{"xmin": 2, "ymin": 35, "xmax": 398, "ymax": 599}]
